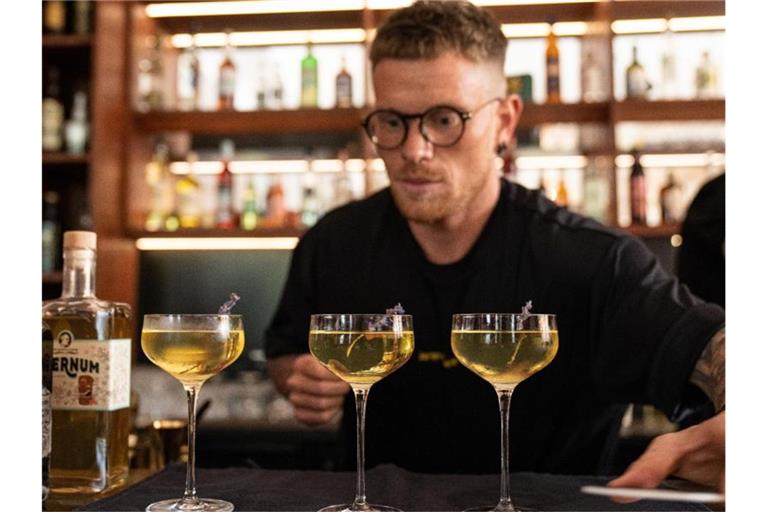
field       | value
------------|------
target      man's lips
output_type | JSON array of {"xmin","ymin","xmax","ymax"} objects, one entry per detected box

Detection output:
[{"xmin": 394, "ymin": 177, "xmax": 441, "ymax": 192}]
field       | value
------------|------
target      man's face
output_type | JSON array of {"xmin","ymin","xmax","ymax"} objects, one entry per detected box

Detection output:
[{"xmin": 372, "ymin": 52, "xmax": 508, "ymax": 224}]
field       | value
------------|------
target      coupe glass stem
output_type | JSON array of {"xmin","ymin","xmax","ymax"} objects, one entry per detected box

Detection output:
[
  {"xmin": 352, "ymin": 386, "xmax": 369, "ymax": 510},
  {"xmin": 496, "ymin": 387, "xmax": 516, "ymax": 512},
  {"xmin": 181, "ymin": 384, "xmax": 202, "ymax": 507}
]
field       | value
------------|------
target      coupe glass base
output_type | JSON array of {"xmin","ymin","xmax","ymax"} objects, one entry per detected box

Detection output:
[
  {"xmin": 318, "ymin": 504, "xmax": 402, "ymax": 512},
  {"xmin": 145, "ymin": 498, "xmax": 234, "ymax": 512}
]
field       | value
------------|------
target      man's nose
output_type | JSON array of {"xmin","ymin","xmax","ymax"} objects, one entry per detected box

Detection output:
[{"xmin": 400, "ymin": 120, "xmax": 433, "ymax": 163}]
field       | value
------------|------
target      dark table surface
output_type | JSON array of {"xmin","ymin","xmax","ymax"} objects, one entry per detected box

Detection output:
[{"xmin": 76, "ymin": 464, "xmax": 715, "ymax": 512}]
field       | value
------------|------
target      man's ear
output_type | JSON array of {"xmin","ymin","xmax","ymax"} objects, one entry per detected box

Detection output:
[{"xmin": 495, "ymin": 94, "xmax": 523, "ymax": 149}]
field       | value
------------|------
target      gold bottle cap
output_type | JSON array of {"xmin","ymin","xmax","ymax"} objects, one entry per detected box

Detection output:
[{"xmin": 63, "ymin": 230, "xmax": 97, "ymax": 250}]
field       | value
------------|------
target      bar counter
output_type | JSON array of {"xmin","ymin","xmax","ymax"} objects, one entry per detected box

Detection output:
[{"xmin": 66, "ymin": 464, "xmax": 716, "ymax": 511}]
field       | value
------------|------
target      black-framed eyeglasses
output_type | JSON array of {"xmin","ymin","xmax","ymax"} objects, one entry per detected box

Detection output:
[{"xmin": 361, "ymin": 97, "xmax": 502, "ymax": 150}]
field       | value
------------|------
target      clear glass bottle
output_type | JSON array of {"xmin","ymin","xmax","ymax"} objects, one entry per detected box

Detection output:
[
  {"xmin": 625, "ymin": 45, "xmax": 651, "ymax": 100},
  {"xmin": 42, "ymin": 231, "xmax": 132, "ymax": 494},
  {"xmin": 695, "ymin": 50, "xmax": 719, "ymax": 99},
  {"xmin": 137, "ymin": 35, "xmax": 165, "ymax": 112},
  {"xmin": 65, "ymin": 90, "xmax": 89, "ymax": 154},
  {"xmin": 218, "ymin": 30, "xmax": 237, "ymax": 110},
  {"xmin": 581, "ymin": 160, "xmax": 609, "ymax": 223},
  {"xmin": 43, "ymin": 66, "xmax": 65, "ymax": 152},
  {"xmin": 335, "ymin": 55, "xmax": 353, "ymax": 108},
  {"xmin": 216, "ymin": 139, "xmax": 236, "ymax": 229},
  {"xmin": 659, "ymin": 22, "xmax": 677, "ymax": 100},
  {"xmin": 177, "ymin": 39, "xmax": 200, "ymax": 111},
  {"xmin": 176, "ymin": 151, "xmax": 202, "ymax": 229},
  {"xmin": 144, "ymin": 140, "xmax": 171, "ymax": 232}
]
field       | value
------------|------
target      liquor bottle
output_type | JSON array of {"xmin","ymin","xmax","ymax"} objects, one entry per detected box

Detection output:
[
  {"xmin": 44, "ymin": 1, "xmax": 66, "ymax": 35},
  {"xmin": 335, "ymin": 56, "xmax": 353, "ymax": 108},
  {"xmin": 218, "ymin": 31, "xmax": 237, "ymax": 110},
  {"xmin": 43, "ymin": 66, "xmax": 65, "ymax": 152},
  {"xmin": 176, "ymin": 152, "xmax": 202, "ymax": 229},
  {"xmin": 177, "ymin": 39, "xmax": 200, "ymax": 111},
  {"xmin": 265, "ymin": 180, "xmax": 287, "ymax": 227},
  {"xmin": 216, "ymin": 139, "xmax": 237, "ymax": 229},
  {"xmin": 659, "ymin": 173, "xmax": 681, "ymax": 225},
  {"xmin": 43, "ymin": 320, "xmax": 53, "ymax": 503},
  {"xmin": 267, "ymin": 63, "xmax": 284, "ymax": 110},
  {"xmin": 65, "ymin": 90, "xmax": 89, "ymax": 154},
  {"xmin": 545, "ymin": 21, "xmax": 560, "ymax": 104},
  {"xmin": 144, "ymin": 140, "xmax": 171, "ymax": 231},
  {"xmin": 240, "ymin": 178, "xmax": 260, "ymax": 230},
  {"xmin": 581, "ymin": 50, "xmax": 605, "ymax": 103},
  {"xmin": 695, "ymin": 50, "xmax": 719, "ymax": 99},
  {"xmin": 554, "ymin": 173, "xmax": 568, "ymax": 207},
  {"xmin": 73, "ymin": 0, "xmax": 92, "ymax": 36},
  {"xmin": 43, "ymin": 231, "xmax": 132, "ymax": 494},
  {"xmin": 301, "ymin": 44, "xmax": 319, "ymax": 108},
  {"xmin": 301, "ymin": 165, "xmax": 321, "ymax": 227},
  {"xmin": 659, "ymin": 23, "xmax": 677, "ymax": 100},
  {"xmin": 629, "ymin": 148, "xmax": 647, "ymax": 225},
  {"xmin": 43, "ymin": 191, "xmax": 61, "ymax": 273},
  {"xmin": 626, "ymin": 45, "xmax": 651, "ymax": 100},
  {"xmin": 137, "ymin": 35, "xmax": 165, "ymax": 112},
  {"xmin": 581, "ymin": 160, "xmax": 609, "ymax": 223},
  {"xmin": 254, "ymin": 64, "xmax": 267, "ymax": 110}
]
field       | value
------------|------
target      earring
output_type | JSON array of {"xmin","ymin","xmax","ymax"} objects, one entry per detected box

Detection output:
[{"xmin": 495, "ymin": 142, "xmax": 508, "ymax": 156}]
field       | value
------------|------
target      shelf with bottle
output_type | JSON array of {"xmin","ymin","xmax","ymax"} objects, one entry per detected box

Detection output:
[
  {"xmin": 133, "ymin": 107, "xmax": 364, "ymax": 135},
  {"xmin": 611, "ymin": 99, "xmax": 724, "ymax": 122}
]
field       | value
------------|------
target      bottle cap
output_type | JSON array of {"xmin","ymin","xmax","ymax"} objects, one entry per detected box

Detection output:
[{"xmin": 63, "ymin": 231, "xmax": 97, "ymax": 250}]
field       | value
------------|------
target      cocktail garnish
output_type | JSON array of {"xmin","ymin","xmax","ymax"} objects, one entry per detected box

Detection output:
[
  {"xmin": 517, "ymin": 300, "xmax": 533, "ymax": 330},
  {"xmin": 346, "ymin": 304, "xmax": 406, "ymax": 357},
  {"xmin": 218, "ymin": 293, "xmax": 241, "ymax": 314}
]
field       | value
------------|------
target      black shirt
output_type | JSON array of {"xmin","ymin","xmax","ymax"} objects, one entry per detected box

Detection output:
[
  {"xmin": 677, "ymin": 173, "xmax": 725, "ymax": 308},
  {"xmin": 265, "ymin": 179, "xmax": 724, "ymax": 475}
]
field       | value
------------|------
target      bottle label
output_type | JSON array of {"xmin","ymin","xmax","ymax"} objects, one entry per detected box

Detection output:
[
  {"xmin": 51, "ymin": 335, "xmax": 131, "ymax": 411},
  {"xmin": 546, "ymin": 56, "xmax": 560, "ymax": 94}
]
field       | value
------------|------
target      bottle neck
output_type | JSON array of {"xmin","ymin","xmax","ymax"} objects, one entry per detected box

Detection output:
[{"xmin": 61, "ymin": 248, "xmax": 97, "ymax": 298}]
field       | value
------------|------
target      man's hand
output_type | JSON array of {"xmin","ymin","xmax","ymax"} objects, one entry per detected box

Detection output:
[
  {"xmin": 268, "ymin": 353, "xmax": 350, "ymax": 426},
  {"xmin": 608, "ymin": 411, "xmax": 725, "ymax": 502}
]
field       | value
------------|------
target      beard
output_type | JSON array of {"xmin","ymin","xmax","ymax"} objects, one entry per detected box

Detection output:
[{"xmin": 389, "ymin": 164, "xmax": 491, "ymax": 224}]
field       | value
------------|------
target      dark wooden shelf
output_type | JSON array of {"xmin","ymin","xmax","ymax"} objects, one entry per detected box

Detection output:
[
  {"xmin": 43, "ymin": 272, "xmax": 63, "ymax": 284},
  {"xmin": 608, "ymin": 1, "xmax": 724, "ymax": 21},
  {"xmin": 612, "ymin": 100, "xmax": 725, "ymax": 122},
  {"xmin": 129, "ymin": 227, "xmax": 306, "ymax": 238},
  {"xmin": 519, "ymin": 102, "xmax": 609, "ymax": 127},
  {"xmin": 623, "ymin": 224, "xmax": 680, "ymax": 238},
  {"xmin": 43, "ymin": 34, "xmax": 92, "ymax": 49},
  {"xmin": 153, "ymin": 10, "xmax": 364, "ymax": 33},
  {"xmin": 133, "ymin": 108, "xmax": 364, "ymax": 135},
  {"xmin": 43, "ymin": 152, "xmax": 90, "ymax": 165}
]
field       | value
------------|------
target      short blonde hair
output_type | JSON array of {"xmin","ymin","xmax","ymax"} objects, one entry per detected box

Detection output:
[{"xmin": 370, "ymin": 1, "xmax": 508, "ymax": 72}]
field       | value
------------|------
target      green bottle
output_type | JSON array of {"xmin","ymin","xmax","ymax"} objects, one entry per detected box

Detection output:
[{"xmin": 301, "ymin": 44, "xmax": 318, "ymax": 108}]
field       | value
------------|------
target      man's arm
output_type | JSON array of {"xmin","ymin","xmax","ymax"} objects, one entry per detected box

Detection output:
[
  {"xmin": 689, "ymin": 328, "xmax": 725, "ymax": 412},
  {"xmin": 609, "ymin": 329, "xmax": 726, "ymax": 497}
]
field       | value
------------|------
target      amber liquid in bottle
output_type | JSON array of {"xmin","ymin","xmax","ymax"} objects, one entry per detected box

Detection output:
[
  {"xmin": 42, "ymin": 231, "xmax": 132, "ymax": 494},
  {"xmin": 545, "ymin": 23, "xmax": 561, "ymax": 104}
]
